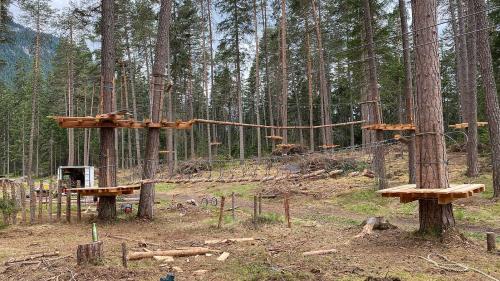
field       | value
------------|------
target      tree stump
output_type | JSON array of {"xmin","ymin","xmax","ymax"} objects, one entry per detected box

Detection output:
[
  {"xmin": 486, "ymin": 232, "xmax": 496, "ymax": 253},
  {"xmin": 76, "ymin": 241, "xmax": 103, "ymax": 265}
]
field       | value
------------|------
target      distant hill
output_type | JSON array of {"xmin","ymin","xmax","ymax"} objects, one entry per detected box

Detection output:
[{"xmin": 0, "ymin": 21, "xmax": 59, "ymax": 88}]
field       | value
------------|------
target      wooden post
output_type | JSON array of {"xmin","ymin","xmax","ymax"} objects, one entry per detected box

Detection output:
[
  {"xmin": 38, "ymin": 181, "xmax": 43, "ymax": 222},
  {"xmin": 258, "ymin": 193, "xmax": 262, "ymax": 215},
  {"xmin": 284, "ymin": 192, "xmax": 291, "ymax": 228},
  {"xmin": 66, "ymin": 183, "xmax": 71, "ymax": 223},
  {"xmin": 231, "ymin": 192, "xmax": 235, "ymax": 221},
  {"xmin": 253, "ymin": 195, "xmax": 258, "ymax": 223},
  {"xmin": 2, "ymin": 182, "xmax": 9, "ymax": 225},
  {"xmin": 121, "ymin": 242, "xmax": 128, "ymax": 268},
  {"xmin": 486, "ymin": 232, "xmax": 496, "ymax": 252},
  {"xmin": 76, "ymin": 180, "xmax": 81, "ymax": 222},
  {"xmin": 19, "ymin": 183, "xmax": 26, "ymax": 224},
  {"xmin": 29, "ymin": 181, "xmax": 35, "ymax": 224},
  {"xmin": 76, "ymin": 241, "xmax": 103, "ymax": 265},
  {"xmin": 10, "ymin": 182, "xmax": 17, "ymax": 224},
  {"xmin": 48, "ymin": 182, "xmax": 53, "ymax": 223},
  {"xmin": 57, "ymin": 180, "xmax": 62, "ymax": 221},
  {"xmin": 217, "ymin": 196, "xmax": 225, "ymax": 228}
]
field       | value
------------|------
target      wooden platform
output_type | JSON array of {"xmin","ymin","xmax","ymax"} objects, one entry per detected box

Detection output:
[
  {"xmin": 265, "ymin": 135, "xmax": 283, "ymax": 141},
  {"xmin": 377, "ymin": 183, "xmax": 485, "ymax": 204},
  {"xmin": 362, "ymin": 123, "xmax": 416, "ymax": 131},
  {"xmin": 51, "ymin": 115, "xmax": 194, "ymax": 130},
  {"xmin": 449, "ymin": 122, "xmax": 488, "ymax": 129},
  {"xmin": 71, "ymin": 184, "xmax": 141, "ymax": 196},
  {"xmin": 319, "ymin": 144, "xmax": 340, "ymax": 149}
]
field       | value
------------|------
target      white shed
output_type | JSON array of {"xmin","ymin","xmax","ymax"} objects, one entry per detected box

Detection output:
[{"xmin": 57, "ymin": 166, "xmax": 95, "ymax": 188}]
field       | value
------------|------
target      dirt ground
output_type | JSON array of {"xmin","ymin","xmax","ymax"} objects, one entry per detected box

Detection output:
[{"xmin": 0, "ymin": 149, "xmax": 499, "ymax": 281}]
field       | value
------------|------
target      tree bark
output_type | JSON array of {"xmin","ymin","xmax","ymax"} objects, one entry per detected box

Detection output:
[
  {"xmin": 125, "ymin": 29, "xmax": 141, "ymax": 167},
  {"xmin": 280, "ymin": 0, "xmax": 288, "ymax": 144},
  {"xmin": 234, "ymin": 0, "xmax": 244, "ymax": 163},
  {"xmin": 465, "ymin": 0, "xmax": 479, "ymax": 177},
  {"xmin": 67, "ymin": 24, "xmax": 75, "ymax": 166},
  {"xmin": 473, "ymin": 0, "xmax": 500, "ymax": 197},
  {"xmin": 311, "ymin": 0, "xmax": 332, "ymax": 146},
  {"xmin": 138, "ymin": 0, "xmax": 172, "ymax": 219},
  {"xmin": 363, "ymin": 0, "xmax": 386, "ymax": 189},
  {"xmin": 411, "ymin": 0, "xmax": 455, "ymax": 233},
  {"xmin": 399, "ymin": 0, "xmax": 416, "ymax": 184},
  {"xmin": 253, "ymin": 0, "xmax": 262, "ymax": 160},
  {"xmin": 201, "ymin": 0, "xmax": 212, "ymax": 164},
  {"xmin": 305, "ymin": 17, "xmax": 314, "ymax": 152},
  {"xmin": 97, "ymin": 0, "xmax": 117, "ymax": 221}
]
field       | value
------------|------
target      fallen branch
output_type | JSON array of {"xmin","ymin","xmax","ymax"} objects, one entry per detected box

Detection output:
[
  {"xmin": 127, "ymin": 247, "xmax": 211, "ymax": 261},
  {"xmin": 216, "ymin": 252, "xmax": 230, "ymax": 261},
  {"xmin": 5, "ymin": 251, "xmax": 60, "ymax": 265},
  {"xmin": 204, "ymin": 238, "xmax": 255, "ymax": 245},
  {"xmin": 302, "ymin": 249, "xmax": 337, "ymax": 256}
]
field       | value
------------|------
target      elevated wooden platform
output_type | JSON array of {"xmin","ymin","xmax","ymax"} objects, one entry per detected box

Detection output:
[
  {"xmin": 51, "ymin": 114, "xmax": 194, "ymax": 130},
  {"xmin": 319, "ymin": 144, "xmax": 340, "ymax": 149},
  {"xmin": 449, "ymin": 122, "xmax": 488, "ymax": 129},
  {"xmin": 377, "ymin": 183, "xmax": 484, "ymax": 204},
  {"xmin": 362, "ymin": 123, "xmax": 416, "ymax": 131},
  {"xmin": 265, "ymin": 135, "xmax": 283, "ymax": 141},
  {"xmin": 71, "ymin": 184, "xmax": 141, "ymax": 197},
  {"xmin": 210, "ymin": 142, "xmax": 222, "ymax": 146}
]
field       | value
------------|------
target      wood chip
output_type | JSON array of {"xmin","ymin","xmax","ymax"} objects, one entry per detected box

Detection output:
[{"xmin": 217, "ymin": 252, "xmax": 230, "ymax": 261}]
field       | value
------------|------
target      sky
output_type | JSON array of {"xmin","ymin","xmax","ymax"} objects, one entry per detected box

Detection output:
[{"xmin": 11, "ymin": 0, "xmax": 72, "ymax": 22}]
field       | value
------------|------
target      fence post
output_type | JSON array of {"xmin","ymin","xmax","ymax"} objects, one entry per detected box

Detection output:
[
  {"xmin": 10, "ymin": 182, "xmax": 17, "ymax": 224},
  {"xmin": 57, "ymin": 180, "xmax": 62, "ymax": 221},
  {"xmin": 19, "ymin": 183, "xmax": 26, "ymax": 224},
  {"xmin": 2, "ymin": 182, "xmax": 9, "ymax": 225},
  {"xmin": 231, "ymin": 192, "xmax": 235, "ymax": 221},
  {"xmin": 38, "ymin": 181, "xmax": 43, "ymax": 223},
  {"xmin": 76, "ymin": 180, "xmax": 81, "ymax": 222},
  {"xmin": 48, "ymin": 181, "xmax": 53, "ymax": 223},
  {"xmin": 66, "ymin": 181, "xmax": 72, "ymax": 223},
  {"xmin": 29, "ymin": 180, "xmax": 35, "ymax": 224}
]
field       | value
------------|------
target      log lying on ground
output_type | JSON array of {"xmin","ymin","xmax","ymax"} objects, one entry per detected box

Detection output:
[
  {"xmin": 204, "ymin": 238, "xmax": 255, "ymax": 245},
  {"xmin": 302, "ymin": 169, "xmax": 326, "ymax": 179},
  {"xmin": 302, "ymin": 248, "xmax": 337, "ymax": 256},
  {"xmin": 127, "ymin": 247, "xmax": 211, "ymax": 260},
  {"xmin": 4, "ymin": 251, "xmax": 60, "ymax": 265},
  {"xmin": 355, "ymin": 217, "xmax": 396, "ymax": 238},
  {"xmin": 328, "ymin": 170, "xmax": 344, "ymax": 177}
]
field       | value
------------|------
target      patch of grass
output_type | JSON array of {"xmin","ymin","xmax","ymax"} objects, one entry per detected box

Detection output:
[
  {"xmin": 396, "ymin": 201, "xmax": 417, "ymax": 216},
  {"xmin": 455, "ymin": 204, "xmax": 500, "ymax": 227},
  {"xmin": 311, "ymin": 214, "xmax": 361, "ymax": 226},
  {"xmin": 463, "ymin": 231, "xmax": 500, "ymax": 243},
  {"xmin": 228, "ymin": 262, "xmax": 312, "ymax": 281},
  {"xmin": 333, "ymin": 188, "xmax": 392, "ymax": 216},
  {"xmin": 155, "ymin": 183, "xmax": 176, "ymax": 192},
  {"xmin": 212, "ymin": 183, "xmax": 258, "ymax": 198},
  {"xmin": 255, "ymin": 212, "xmax": 283, "ymax": 224}
]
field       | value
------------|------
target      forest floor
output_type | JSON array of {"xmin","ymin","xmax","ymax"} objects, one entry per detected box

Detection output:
[{"xmin": 0, "ymin": 149, "xmax": 499, "ymax": 281}]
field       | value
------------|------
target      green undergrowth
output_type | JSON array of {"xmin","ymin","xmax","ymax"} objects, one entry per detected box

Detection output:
[
  {"xmin": 454, "ymin": 203, "xmax": 500, "ymax": 227},
  {"xmin": 211, "ymin": 183, "xmax": 258, "ymax": 198},
  {"xmin": 155, "ymin": 183, "xmax": 176, "ymax": 193},
  {"xmin": 463, "ymin": 231, "xmax": 500, "ymax": 243}
]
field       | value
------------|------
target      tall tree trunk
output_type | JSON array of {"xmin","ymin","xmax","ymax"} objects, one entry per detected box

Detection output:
[
  {"xmin": 261, "ymin": 0, "xmax": 274, "ymax": 149},
  {"xmin": 363, "ymin": 0, "xmax": 386, "ymax": 189},
  {"xmin": 465, "ymin": 0, "xmax": 479, "ymax": 177},
  {"xmin": 474, "ymin": 0, "xmax": 500, "ymax": 197},
  {"xmin": 305, "ymin": 17, "xmax": 314, "ymax": 152},
  {"xmin": 234, "ymin": 1, "xmax": 244, "ymax": 163},
  {"xmin": 125, "ymin": 29, "xmax": 141, "ymax": 167},
  {"xmin": 208, "ymin": 0, "xmax": 216, "ymax": 160},
  {"xmin": 311, "ymin": 0, "xmax": 332, "ymax": 146},
  {"xmin": 412, "ymin": 0, "xmax": 455, "ymax": 233},
  {"xmin": 97, "ymin": 0, "xmax": 117, "ymax": 221},
  {"xmin": 27, "ymin": 0, "xmax": 42, "ymax": 224},
  {"xmin": 253, "ymin": 0, "xmax": 262, "ymax": 160},
  {"xmin": 138, "ymin": 0, "xmax": 172, "ymax": 219},
  {"xmin": 280, "ymin": 0, "xmax": 288, "ymax": 144},
  {"xmin": 399, "ymin": 0, "xmax": 416, "ymax": 184},
  {"xmin": 188, "ymin": 56, "xmax": 195, "ymax": 160},
  {"xmin": 452, "ymin": 0, "xmax": 469, "ymax": 122},
  {"xmin": 201, "ymin": 0, "xmax": 212, "ymax": 164},
  {"xmin": 67, "ymin": 24, "xmax": 75, "ymax": 166}
]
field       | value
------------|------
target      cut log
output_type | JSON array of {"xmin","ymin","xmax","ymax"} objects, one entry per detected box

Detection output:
[
  {"xmin": 76, "ymin": 241, "xmax": 103, "ymax": 265},
  {"xmin": 4, "ymin": 251, "xmax": 60, "ymax": 265},
  {"xmin": 355, "ymin": 217, "xmax": 395, "ymax": 238},
  {"xmin": 127, "ymin": 247, "xmax": 211, "ymax": 261},
  {"xmin": 216, "ymin": 252, "xmax": 230, "ymax": 261},
  {"xmin": 154, "ymin": 256, "xmax": 174, "ymax": 262},
  {"xmin": 328, "ymin": 170, "xmax": 344, "ymax": 177},
  {"xmin": 204, "ymin": 238, "xmax": 255, "ymax": 245},
  {"xmin": 302, "ymin": 248, "xmax": 337, "ymax": 256}
]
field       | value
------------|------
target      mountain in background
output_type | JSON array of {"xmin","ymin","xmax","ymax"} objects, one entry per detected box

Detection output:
[{"xmin": 0, "ymin": 21, "xmax": 59, "ymax": 88}]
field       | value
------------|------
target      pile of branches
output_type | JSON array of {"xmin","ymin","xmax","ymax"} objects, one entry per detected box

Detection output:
[
  {"xmin": 299, "ymin": 154, "xmax": 361, "ymax": 173},
  {"xmin": 271, "ymin": 145, "xmax": 308, "ymax": 156},
  {"xmin": 176, "ymin": 159, "xmax": 211, "ymax": 174}
]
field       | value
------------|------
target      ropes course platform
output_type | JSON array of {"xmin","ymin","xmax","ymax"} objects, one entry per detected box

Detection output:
[
  {"xmin": 319, "ymin": 144, "xmax": 340, "ymax": 149},
  {"xmin": 449, "ymin": 122, "xmax": 488, "ymax": 129},
  {"xmin": 50, "ymin": 113, "xmax": 195, "ymax": 129},
  {"xmin": 71, "ymin": 184, "xmax": 141, "ymax": 196},
  {"xmin": 362, "ymin": 123, "xmax": 416, "ymax": 131},
  {"xmin": 265, "ymin": 135, "xmax": 284, "ymax": 141},
  {"xmin": 377, "ymin": 183, "xmax": 485, "ymax": 204}
]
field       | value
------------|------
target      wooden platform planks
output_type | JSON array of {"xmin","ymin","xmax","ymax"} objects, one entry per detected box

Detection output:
[
  {"xmin": 362, "ymin": 123, "xmax": 416, "ymax": 131},
  {"xmin": 50, "ymin": 115, "xmax": 195, "ymax": 130},
  {"xmin": 449, "ymin": 122, "xmax": 488, "ymax": 129},
  {"xmin": 377, "ymin": 184, "xmax": 485, "ymax": 204},
  {"xmin": 265, "ymin": 135, "xmax": 284, "ymax": 141},
  {"xmin": 319, "ymin": 144, "xmax": 340, "ymax": 149},
  {"xmin": 71, "ymin": 184, "xmax": 141, "ymax": 197}
]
